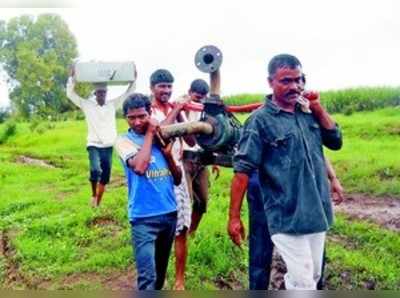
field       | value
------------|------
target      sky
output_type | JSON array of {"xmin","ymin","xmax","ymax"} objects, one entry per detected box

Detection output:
[{"xmin": 1, "ymin": 0, "xmax": 400, "ymax": 107}]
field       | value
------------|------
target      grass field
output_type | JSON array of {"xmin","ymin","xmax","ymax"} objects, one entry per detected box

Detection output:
[
  {"xmin": 224, "ymin": 86, "xmax": 400, "ymax": 115},
  {"xmin": 0, "ymin": 106, "xmax": 399, "ymax": 289}
]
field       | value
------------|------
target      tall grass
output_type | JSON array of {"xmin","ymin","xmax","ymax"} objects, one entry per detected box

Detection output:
[{"xmin": 223, "ymin": 86, "xmax": 400, "ymax": 114}]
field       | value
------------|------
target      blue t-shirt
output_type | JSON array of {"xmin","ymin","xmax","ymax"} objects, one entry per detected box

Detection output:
[{"xmin": 121, "ymin": 130, "xmax": 177, "ymax": 221}]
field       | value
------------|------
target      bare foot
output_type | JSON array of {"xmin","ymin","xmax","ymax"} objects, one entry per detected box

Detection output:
[
  {"xmin": 90, "ymin": 196, "xmax": 98, "ymax": 208},
  {"xmin": 174, "ymin": 283, "xmax": 185, "ymax": 290}
]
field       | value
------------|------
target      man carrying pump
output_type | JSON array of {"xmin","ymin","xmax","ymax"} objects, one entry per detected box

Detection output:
[
  {"xmin": 228, "ymin": 54, "xmax": 343, "ymax": 290},
  {"xmin": 115, "ymin": 93, "xmax": 181, "ymax": 290}
]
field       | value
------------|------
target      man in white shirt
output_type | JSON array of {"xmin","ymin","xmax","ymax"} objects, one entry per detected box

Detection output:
[
  {"xmin": 149, "ymin": 69, "xmax": 196, "ymax": 290},
  {"xmin": 66, "ymin": 68, "xmax": 135, "ymax": 207}
]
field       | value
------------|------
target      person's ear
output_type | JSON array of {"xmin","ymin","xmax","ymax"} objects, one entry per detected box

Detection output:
[
  {"xmin": 267, "ymin": 76, "xmax": 273, "ymax": 88},
  {"xmin": 301, "ymin": 74, "xmax": 306, "ymax": 84}
]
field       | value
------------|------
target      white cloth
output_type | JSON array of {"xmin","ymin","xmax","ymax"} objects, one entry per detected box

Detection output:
[
  {"xmin": 66, "ymin": 77, "xmax": 135, "ymax": 147},
  {"xmin": 271, "ymin": 232, "xmax": 326, "ymax": 290},
  {"xmin": 151, "ymin": 104, "xmax": 192, "ymax": 234}
]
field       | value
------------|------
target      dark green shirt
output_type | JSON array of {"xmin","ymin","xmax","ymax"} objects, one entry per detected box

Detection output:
[{"xmin": 233, "ymin": 97, "xmax": 342, "ymax": 235}]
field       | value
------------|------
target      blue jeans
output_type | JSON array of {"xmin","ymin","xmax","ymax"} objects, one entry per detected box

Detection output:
[
  {"xmin": 87, "ymin": 146, "xmax": 113, "ymax": 184},
  {"xmin": 247, "ymin": 171, "xmax": 274, "ymax": 290},
  {"xmin": 131, "ymin": 211, "xmax": 177, "ymax": 290}
]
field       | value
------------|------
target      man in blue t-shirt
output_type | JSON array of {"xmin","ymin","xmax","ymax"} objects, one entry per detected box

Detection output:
[{"xmin": 115, "ymin": 93, "xmax": 182, "ymax": 290}]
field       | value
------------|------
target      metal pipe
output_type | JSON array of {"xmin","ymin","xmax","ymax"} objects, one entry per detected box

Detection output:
[{"xmin": 159, "ymin": 121, "xmax": 213, "ymax": 140}]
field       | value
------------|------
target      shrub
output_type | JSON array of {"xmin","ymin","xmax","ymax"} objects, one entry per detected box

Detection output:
[
  {"xmin": 0, "ymin": 107, "xmax": 11, "ymax": 123},
  {"xmin": 0, "ymin": 120, "xmax": 17, "ymax": 144}
]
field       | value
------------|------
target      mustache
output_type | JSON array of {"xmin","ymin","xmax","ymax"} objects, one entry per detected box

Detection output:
[{"xmin": 285, "ymin": 90, "xmax": 300, "ymax": 97}]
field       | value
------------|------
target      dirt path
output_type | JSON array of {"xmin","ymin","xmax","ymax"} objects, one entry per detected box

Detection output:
[
  {"xmin": 15, "ymin": 155, "xmax": 57, "ymax": 169},
  {"xmin": 334, "ymin": 193, "xmax": 400, "ymax": 232},
  {"xmin": 268, "ymin": 193, "xmax": 400, "ymax": 290}
]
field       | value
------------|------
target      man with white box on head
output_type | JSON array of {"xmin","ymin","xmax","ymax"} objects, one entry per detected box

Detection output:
[{"xmin": 66, "ymin": 62, "xmax": 136, "ymax": 207}]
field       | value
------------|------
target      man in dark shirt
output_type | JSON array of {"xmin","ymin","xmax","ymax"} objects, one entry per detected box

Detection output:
[
  {"xmin": 247, "ymin": 157, "xmax": 344, "ymax": 289},
  {"xmin": 228, "ymin": 54, "xmax": 343, "ymax": 290}
]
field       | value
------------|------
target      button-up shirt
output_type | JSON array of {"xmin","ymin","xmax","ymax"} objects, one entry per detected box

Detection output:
[{"xmin": 233, "ymin": 96, "xmax": 342, "ymax": 235}]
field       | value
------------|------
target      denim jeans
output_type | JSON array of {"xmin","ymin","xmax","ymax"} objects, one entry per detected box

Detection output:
[
  {"xmin": 131, "ymin": 211, "xmax": 177, "ymax": 290},
  {"xmin": 87, "ymin": 146, "xmax": 113, "ymax": 184},
  {"xmin": 247, "ymin": 171, "xmax": 274, "ymax": 290}
]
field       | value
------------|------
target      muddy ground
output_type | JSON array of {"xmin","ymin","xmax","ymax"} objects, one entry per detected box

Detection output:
[{"xmin": 268, "ymin": 193, "xmax": 400, "ymax": 290}]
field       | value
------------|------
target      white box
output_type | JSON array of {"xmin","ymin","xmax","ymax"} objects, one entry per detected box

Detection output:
[{"xmin": 75, "ymin": 61, "xmax": 136, "ymax": 84}]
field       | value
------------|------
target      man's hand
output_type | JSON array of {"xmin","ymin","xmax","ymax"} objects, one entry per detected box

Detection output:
[
  {"xmin": 211, "ymin": 165, "xmax": 220, "ymax": 180},
  {"xmin": 227, "ymin": 216, "xmax": 245, "ymax": 247},
  {"xmin": 177, "ymin": 94, "xmax": 191, "ymax": 104},
  {"xmin": 303, "ymin": 90, "xmax": 321, "ymax": 111},
  {"xmin": 146, "ymin": 118, "xmax": 160, "ymax": 135},
  {"xmin": 174, "ymin": 102, "xmax": 186, "ymax": 112},
  {"xmin": 160, "ymin": 141, "xmax": 173, "ymax": 157},
  {"xmin": 331, "ymin": 177, "xmax": 345, "ymax": 205}
]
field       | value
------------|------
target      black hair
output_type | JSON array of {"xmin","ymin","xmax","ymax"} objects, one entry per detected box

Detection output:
[
  {"xmin": 189, "ymin": 79, "xmax": 209, "ymax": 95},
  {"xmin": 150, "ymin": 69, "xmax": 174, "ymax": 86},
  {"xmin": 123, "ymin": 93, "xmax": 151, "ymax": 116},
  {"xmin": 268, "ymin": 54, "xmax": 302, "ymax": 77}
]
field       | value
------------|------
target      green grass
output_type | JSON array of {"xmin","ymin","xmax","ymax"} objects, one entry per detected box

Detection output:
[
  {"xmin": 326, "ymin": 215, "xmax": 400, "ymax": 289},
  {"xmin": 0, "ymin": 106, "xmax": 399, "ymax": 289},
  {"xmin": 224, "ymin": 86, "xmax": 400, "ymax": 115}
]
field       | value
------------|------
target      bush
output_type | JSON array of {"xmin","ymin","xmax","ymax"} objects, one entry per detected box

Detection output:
[
  {"xmin": 0, "ymin": 120, "xmax": 17, "ymax": 144},
  {"xmin": 29, "ymin": 117, "xmax": 56, "ymax": 134},
  {"xmin": 0, "ymin": 107, "xmax": 11, "ymax": 123}
]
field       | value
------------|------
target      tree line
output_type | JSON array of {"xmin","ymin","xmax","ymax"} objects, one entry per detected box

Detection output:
[{"xmin": 0, "ymin": 13, "xmax": 90, "ymax": 120}]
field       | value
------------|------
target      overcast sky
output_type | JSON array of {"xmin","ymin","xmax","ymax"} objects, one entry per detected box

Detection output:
[{"xmin": 1, "ymin": 0, "xmax": 399, "ymax": 107}]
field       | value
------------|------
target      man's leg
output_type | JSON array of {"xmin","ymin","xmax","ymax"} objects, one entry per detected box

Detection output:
[
  {"xmin": 131, "ymin": 217, "xmax": 159, "ymax": 290},
  {"xmin": 317, "ymin": 249, "xmax": 327, "ymax": 290},
  {"xmin": 247, "ymin": 171, "xmax": 274, "ymax": 290},
  {"xmin": 173, "ymin": 172, "xmax": 192, "ymax": 290},
  {"xmin": 155, "ymin": 212, "xmax": 178, "ymax": 290},
  {"xmin": 174, "ymin": 229, "xmax": 187, "ymax": 290},
  {"xmin": 87, "ymin": 146, "xmax": 101, "ymax": 207},
  {"xmin": 189, "ymin": 166, "xmax": 209, "ymax": 234},
  {"xmin": 96, "ymin": 147, "xmax": 113, "ymax": 206},
  {"xmin": 90, "ymin": 181, "xmax": 97, "ymax": 200},
  {"xmin": 309, "ymin": 232, "xmax": 326, "ymax": 287},
  {"xmin": 271, "ymin": 232, "xmax": 326, "ymax": 290}
]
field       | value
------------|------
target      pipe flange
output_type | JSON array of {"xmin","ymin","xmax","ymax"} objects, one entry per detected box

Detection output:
[{"xmin": 194, "ymin": 45, "xmax": 223, "ymax": 73}]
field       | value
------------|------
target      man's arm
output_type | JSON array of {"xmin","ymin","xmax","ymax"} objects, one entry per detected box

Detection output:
[
  {"xmin": 127, "ymin": 119, "xmax": 158, "ymax": 175},
  {"xmin": 66, "ymin": 77, "xmax": 84, "ymax": 108},
  {"xmin": 304, "ymin": 90, "xmax": 335, "ymax": 129},
  {"xmin": 228, "ymin": 172, "xmax": 249, "ymax": 247},
  {"xmin": 325, "ymin": 157, "xmax": 345, "ymax": 205},
  {"xmin": 305, "ymin": 91, "xmax": 342, "ymax": 150},
  {"xmin": 161, "ymin": 143, "xmax": 182, "ymax": 186},
  {"xmin": 160, "ymin": 102, "xmax": 196, "ymax": 147},
  {"xmin": 110, "ymin": 81, "xmax": 136, "ymax": 109}
]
